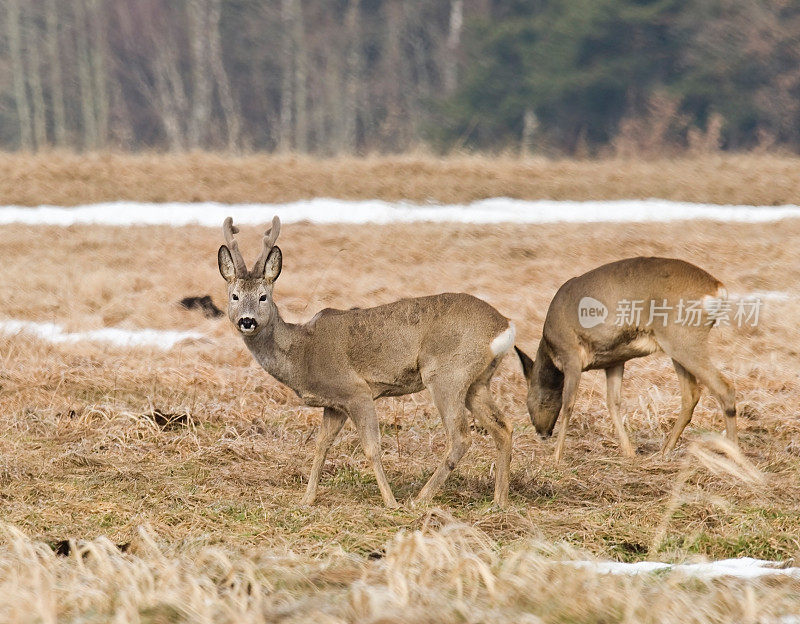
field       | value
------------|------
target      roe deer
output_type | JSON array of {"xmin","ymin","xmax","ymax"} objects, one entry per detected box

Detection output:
[
  {"xmin": 514, "ymin": 257, "xmax": 736, "ymax": 462},
  {"xmin": 218, "ymin": 216, "xmax": 516, "ymax": 507}
]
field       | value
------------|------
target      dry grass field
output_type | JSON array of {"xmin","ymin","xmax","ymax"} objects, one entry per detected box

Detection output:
[
  {"xmin": 4, "ymin": 151, "xmax": 800, "ymax": 206},
  {"xmin": 1, "ymin": 210, "xmax": 800, "ymax": 621}
]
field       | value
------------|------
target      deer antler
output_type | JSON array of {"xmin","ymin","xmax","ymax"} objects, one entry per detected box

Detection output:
[
  {"xmin": 253, "ymin": 215, "xmax": 281, "ymax": 273},
  {"xmin": 222, "ymin": 217, "xmax": 248, "ymax": 276}
]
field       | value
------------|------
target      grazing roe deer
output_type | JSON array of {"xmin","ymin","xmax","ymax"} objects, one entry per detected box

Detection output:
[
  {"xmin": 515, "ymin": 257, "xmax": 736, "ymax": 462},
  {"xmin": 218, "ymin": 216, "xmax": 516, "ymax": 507}
]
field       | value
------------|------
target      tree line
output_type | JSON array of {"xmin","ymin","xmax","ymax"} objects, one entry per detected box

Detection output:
[{"xmin": 2, "ymin": 0, "xmax": 798, "ymax": 156}]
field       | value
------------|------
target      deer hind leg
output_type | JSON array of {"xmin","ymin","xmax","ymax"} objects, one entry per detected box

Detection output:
[
  {"xmin": 553, "ymin": 360, "xmax": 582, "ymax": 463},
  {"xmin": 698, "ymin": 363, "xmax": 737, "ymax": 446},
  {"xmin": 416, "ymin": 377, "xmax": 471, "ymax": 504},
  {"xmin": 466, "ymin": 374, "xmax": 512, "ymax": 507},
  {"xmin": 662, "ymin": 360, "xmax": 701, "ymax": 454},
  {"xmin": 663, "ymin": 342, "xmax": 737, "ymax": 449},
  {"xmin": 347, "ymin": 398, "xmax": 399, "ymax": 508},
  {"xmin": 606, "ymin": 363, "xmax": 634, "ymax": 457},
  {"xmin": 301, "ymin": 406, "xmax": 347, "ymax": 505}
]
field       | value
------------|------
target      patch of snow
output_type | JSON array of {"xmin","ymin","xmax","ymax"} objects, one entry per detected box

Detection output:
[
  {"xmin": 2, "ymin": 198, "xmax": 800, "ymax": 226},
  {"xmin": 567, "ymin": 557, "xmax": 800, "ymax": 580},
  {"xmin": 0, "ymin": 319, "xmax": 203, "ymax": 350}
]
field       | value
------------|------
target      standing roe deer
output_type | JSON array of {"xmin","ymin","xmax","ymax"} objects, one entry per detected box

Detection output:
[
  {"xmin": 514, "ymin": 257, "xmax": 736, "ymax": 462},
  {"xmin": 218, "ymin": 216, "xmax": 516, "ymax": 507}
]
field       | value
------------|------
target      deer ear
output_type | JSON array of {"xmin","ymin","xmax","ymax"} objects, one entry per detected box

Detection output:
[
  {"xmin": 515, "ymin": 346, "xmax": 534, "ymax": 380},
  {"xmin": 218, "ymin": 245, "xmax": 236, "ymax": 282},
  {"xmin": 263, "ymin": 246, "xmax": 282, "ymax": 282}
]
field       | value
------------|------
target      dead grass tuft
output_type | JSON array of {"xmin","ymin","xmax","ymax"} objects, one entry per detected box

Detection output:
[{"xmin": 2, "ymin": 518, "xmax": 800, "ymax": 623}]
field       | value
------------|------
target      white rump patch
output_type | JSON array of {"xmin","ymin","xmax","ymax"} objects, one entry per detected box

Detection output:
[
  {"xmin": 490, "ymin": 322, "xmax": 516, "ymax": 357},
  {"xmin": 0, "ymin": 319, "xmax": 203, "ymax": 350},
  {"xmin": 702, "ymin": 287, "xmax": 728, "ymax": 319}
]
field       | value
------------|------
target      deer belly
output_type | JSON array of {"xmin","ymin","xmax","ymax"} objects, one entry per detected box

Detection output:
[
  {"xmin": 588, "ymin": 335, "xmax": 662, "ymax": 369},
  {"xmin": 369, "ymin": 367, "xmax": 425, "ymax": 398},
  {"xmin": 298, "ymin": 394, "xmax": 335, "ymax": 408}
]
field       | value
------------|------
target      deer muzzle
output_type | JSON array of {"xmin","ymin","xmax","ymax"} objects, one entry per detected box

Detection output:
[{"xmin": 237, "ymin": 317, "xmax": 258, "ymax": 334}]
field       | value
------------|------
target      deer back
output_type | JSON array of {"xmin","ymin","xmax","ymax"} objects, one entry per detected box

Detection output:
[
  {"xmin": 294, "ymin": 293, "xmax": 511, "ymax": 398},
  {"xmin": 543, "ymin": 257, "xmax": 725, "ymax": 371}
]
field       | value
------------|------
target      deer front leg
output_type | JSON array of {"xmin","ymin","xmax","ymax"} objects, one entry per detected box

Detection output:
[
  {"xmin": 347, "ymin": 399, "xmax": 399, "ymax": 508},
  {"xmin": 301, "ymin": 407, "xmax": 347, "ymax": 506},
  {"xmin": 553, "ymin": 364, "xmax": 582, "ymax": 463},
  {"xmin": 605, "ymin": 364, "xmax": 634, "ymax": 457}
]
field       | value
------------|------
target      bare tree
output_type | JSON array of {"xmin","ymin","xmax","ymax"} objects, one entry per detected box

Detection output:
[
  {"xmin": 406, "ymin": 13, "xmax": 432, "ymax": 112},
  {"xmin": 340, "ymin": 0, "xmax": 361, "ymax": 153},
  {"xmin": 443, "ymin": 0, "xmax": 463, "ymax": 94},
  {"xmin": 151, "ymin": 40, "xmax": 190, "ymax": 151},
  {"xmin": 88, "ymin": 0, "xmax": 109, "ymax": 147},
  {"xmin": 116, "ymin": 2, "xmax": 189, "ymax": 151},
  {"xmin": 293, "ymin": 0, "xmax": 309, "ymax": 153},
  {"xmin": 187, "ymin": 0, "xmax": 212, "ymax": 149},
  {"xmin": 25, "ymin": 3, "xmax": 48, "ymax": 149},
  {"xmin": 46, "ymin": 0, "xmax": 67, "ymax": 147},
  {"xmin": 279, "ymin": 0, "xmax": 294, "ymax": 151},
  {"xmin": 208, "ymin": 0, "xmax": 241, "ymax": 151},
  {"xmin": 74, "ymin": 0, "xmax": 98, "ymax": 149},
  {"xmin": 277, "ymin": 0, "xmax": 310, "ymax": 152},
  {"xmin": 381, "ymin": 0, "xmax": 412, "ymax": 149},
  {"xmin": 109, "ymin": 78, "xmax": 134, "ymax": 149},
  {"xmin": 6, "ymin": 0, "xmax": 33, "ymax": 150},
  {"xmin": 521, "ymin": 108, "xmax": 538, "ymax": 155}
]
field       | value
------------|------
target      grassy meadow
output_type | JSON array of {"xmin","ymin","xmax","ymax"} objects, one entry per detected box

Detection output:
[
  {"xmin": 3, "ymin": 151, "xmax": 800, "ymax": 205},
  {"xmin": 1, "ymin": 154, "xmax": 800, "ymax": 622}
]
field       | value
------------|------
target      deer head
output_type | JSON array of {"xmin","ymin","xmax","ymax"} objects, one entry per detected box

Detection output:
[
  {"xmin": 218, "ymin": 216, "xmax": 282, "ymax": 336},
  {"xmin": 515, "ymin": 345, "xmax": 564, "ymax": 437}
]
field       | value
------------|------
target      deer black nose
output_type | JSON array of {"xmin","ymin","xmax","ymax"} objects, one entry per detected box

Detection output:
[{"xmin": 238, "ymin": 317, "xmax": 257, "ymax": 330}]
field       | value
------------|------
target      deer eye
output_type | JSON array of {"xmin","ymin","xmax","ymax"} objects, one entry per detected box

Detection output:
[
  {"xmin": 231, "ymin": 293, "xmax": 239, "ymax": 301},
  {"xmin": 259, "ymin": 294, "xmax": 267, "ymax": 302}
]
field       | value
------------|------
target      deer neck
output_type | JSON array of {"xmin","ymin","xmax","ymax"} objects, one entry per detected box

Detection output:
[{"xmin": 242, "ymin": 304, "xmax": 301, "ymax": 386}]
